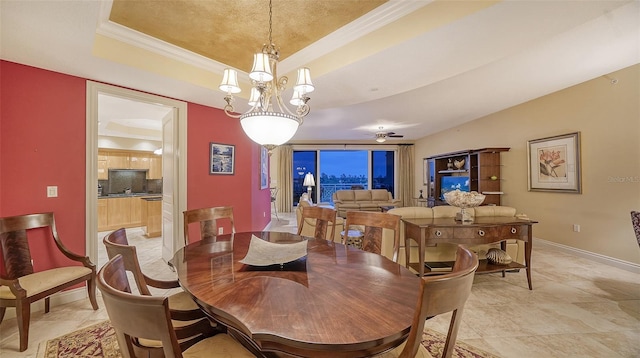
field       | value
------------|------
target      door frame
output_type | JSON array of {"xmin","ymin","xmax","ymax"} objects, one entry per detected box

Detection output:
[{"xmin": 85, "ymin": 81, "xmax": 187, "ymax": 264}]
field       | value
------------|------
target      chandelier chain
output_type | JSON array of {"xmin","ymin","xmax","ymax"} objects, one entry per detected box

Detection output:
[{"xmin": 268, "ymin": 0, "xmax": 273, "ymax": 45}]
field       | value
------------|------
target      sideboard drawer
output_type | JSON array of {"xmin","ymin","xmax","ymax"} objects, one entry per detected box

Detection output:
[
  {"xmin": 427, "ymin": 227, "xmax": 454, "ymax": 239},
  {"xmin": 499, "ymin": 225, "xmax": 529, "ymax": 240},
  {"xmin": 453, "ymin": 226, "xmax": 500, "ymax": 240}
]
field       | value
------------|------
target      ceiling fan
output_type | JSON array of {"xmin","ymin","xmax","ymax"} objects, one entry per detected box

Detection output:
[{"xmin": 375, "ymin": 127, "xmax": 404, "ymax": 143}]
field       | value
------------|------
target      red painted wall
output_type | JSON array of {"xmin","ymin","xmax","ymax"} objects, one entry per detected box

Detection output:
[
  {"xmin": 186, "ymin": 102, "xmax": 271, "ymax": 233},
  {"xmin": 0, "ymin": 61, "xmax": 87, "ymax": 271},
  {"xmin": 0, "ymin": 60, "xmax": 271, "ymax": 272}
]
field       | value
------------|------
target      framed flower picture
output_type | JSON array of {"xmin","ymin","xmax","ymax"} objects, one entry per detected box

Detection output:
[
  {"xmin": 527, "ymin": 132, "xmax": 581, "ymax": 193},
  {"xmin": 210, "ymin": 143, "xmax": 235, "ymax": 175}
]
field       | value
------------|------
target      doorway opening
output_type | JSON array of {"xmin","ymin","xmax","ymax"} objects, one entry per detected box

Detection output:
[{"xmin": 85, "ymin": 81, "xmax": 188, "ymax": 268}]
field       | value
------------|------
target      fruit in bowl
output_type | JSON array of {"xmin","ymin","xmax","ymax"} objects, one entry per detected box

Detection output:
[
  {"xmin": 443, "ymin": 190, "xmax": 486, "ymax": 222},
  {"xmin": 443, "ymin": 189, "xmax": 486, "ymax": 208}
]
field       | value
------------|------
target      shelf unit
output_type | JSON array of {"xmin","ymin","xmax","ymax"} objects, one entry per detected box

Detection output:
[{"xmin": 425, "ymin": 147, "xmax": 510, "ymax": 207}]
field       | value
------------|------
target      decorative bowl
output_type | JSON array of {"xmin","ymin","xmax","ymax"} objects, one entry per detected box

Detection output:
[{"xmin": 443, "ymin": 189, "xmax": 486, "ymax": 208}]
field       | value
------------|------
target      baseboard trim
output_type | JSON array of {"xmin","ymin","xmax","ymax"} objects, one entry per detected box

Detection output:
[
  {"xmin": 2, "ymin": 287, "xmax": 89, "ymax": 320},
  {"xmin": 536, "ymin": 238, "xmax": 640, "ymax": 273}
]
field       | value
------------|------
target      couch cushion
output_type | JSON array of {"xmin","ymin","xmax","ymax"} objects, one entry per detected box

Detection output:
[
  {"xmin": 353, "ymin": 190, "xmax": 372, "ymax": 201},
  {"xmin": 473, "ymin": 206, "xmax": 516, "ymax": 217},
  {"xmin": 432, "ymin": 206, "xmax": 461, "ymax": 218},
  {"xmin": 388, "ymin": 207, "xmax": 434, "ymax": 219},
  {"xmin": 371, "ymin": 190, "xmax": 390, "ymax": 201},
  {"xmin": 335, "ymin": 190, "xmax": 355, "ymax": 202}
]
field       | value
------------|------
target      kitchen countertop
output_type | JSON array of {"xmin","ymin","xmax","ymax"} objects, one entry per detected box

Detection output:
[{"xmin": 98, "ymin": 193, "xmax": 161, "ymax": 199}]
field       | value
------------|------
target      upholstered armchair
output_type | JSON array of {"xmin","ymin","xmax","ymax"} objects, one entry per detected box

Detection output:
[{"xmin": 295, "ymin": 194, "xmax": 344, "ymax": 243}]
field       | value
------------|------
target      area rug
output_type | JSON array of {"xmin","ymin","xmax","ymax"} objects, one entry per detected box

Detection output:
[
  {"xmin": 37, "ymin": 321, "xmax": 120, "ymax": 358},
  {"xmin": 39, "ymin": 320, "xmax": 499, "ymax": 358}
]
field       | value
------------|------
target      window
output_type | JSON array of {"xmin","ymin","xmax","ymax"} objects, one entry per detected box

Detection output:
[
  {"xmin": 293, "ymin": 149, "xmax": 395, "ymax": 205},
  {"xmin": 372, "ymin": 151, "xmax": 394, "ymax": 194},
  {"xmin": 293, "ymin": 151, "xmax": 317, "ymax": 205}
]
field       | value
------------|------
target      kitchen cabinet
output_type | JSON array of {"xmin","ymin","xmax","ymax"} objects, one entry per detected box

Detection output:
[
  {"xmin": 130, "ymin": 197, "xmax": 142, "ymax": 226},
  {"xmin": 107, "ymin": 197, "xmax": 132, "ymax": 227},
  {"xmin": 149, "ymin": 155, "xmax": 162, "ymax": 179},
  {"xmin": 141, "ymin": 197, "xmax": 162, "ymax": 237},
  {"xmin": 97, "ymin": 160, "xmax": 108, "ymax": 180},
  {"xmin": 97, "ymin": 199, "xmax": 108, "ymax": 231},
  {"xmin": 99, "ymin": 196, "xmax": 162, "ymax": 231},
  {"xmin": 129, "ymin": 153, "xmax": 150, "ymax": 170},
  {"xmin": 98, "ymin": 149, "xmax": 161, "ymax": 179},
  {"xmin": 106, "ymin": 151, "xmax": 129, "ymax": 169}
]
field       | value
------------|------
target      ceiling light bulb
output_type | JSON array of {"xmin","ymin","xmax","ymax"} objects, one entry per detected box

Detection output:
[{"xmin": 376, "ymin": 137, "xmax": 386, "ymax": 143}]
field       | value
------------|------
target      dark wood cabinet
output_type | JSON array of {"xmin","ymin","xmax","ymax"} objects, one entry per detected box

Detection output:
[{"xmin": 425, "ymin": 148, "xmax": 509, "ymax": 207}]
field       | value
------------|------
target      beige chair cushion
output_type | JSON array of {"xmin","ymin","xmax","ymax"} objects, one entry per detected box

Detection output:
[
  {"xmin": 167, "ymin": 290, "xmax": 200, "ymax": 311},
  {"xmin": 0, "ymin": 266, "xmax": 92, "ymax": 299},
  {"xmin": 183, "ymin": 333, "xmax": 255, "ymax": 357}
]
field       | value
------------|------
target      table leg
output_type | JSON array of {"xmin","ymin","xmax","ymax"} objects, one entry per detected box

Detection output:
[
  {"xmin": 525, "ymin": 229, "xmax": 533, "ymax": 290},
  {"xmin": 419, "ymin": 229, "xmax": 426, "ymax": 277}
]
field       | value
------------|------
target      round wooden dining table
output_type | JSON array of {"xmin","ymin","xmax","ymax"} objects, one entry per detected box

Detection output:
[{"xmin": 172, "ymin": 231, "xmax": 420, "ymax": 358}]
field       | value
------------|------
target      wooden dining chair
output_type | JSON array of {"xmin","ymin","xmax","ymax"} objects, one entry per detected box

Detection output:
[
  {"xmin": 103, "ymin": 228, "xmax": 215, "ymax": 357},
  {"xmin": 103, "ymin": 228, "xmax": 207, "ymax": 321},
  {"xmin": 98, "ymin": 254, "xmax": 256, "ymax": 358},
  {"xmin": 297, "ymin": 206, "xmax": 338, "ymax": 241},
  {"xmin": 183, "ymin": 206, "xmax": 236, "ymax": 245},
  {"xmin": 0, "ymin": 212, "xmax": 98, "ymax": 351},
  {"xmin": 379, "ymin": 245, "xmax": 479, "ymax": 358},
  {"xmin": 344, "ymin": 210, "xmax": 401, "ymax": 262}
]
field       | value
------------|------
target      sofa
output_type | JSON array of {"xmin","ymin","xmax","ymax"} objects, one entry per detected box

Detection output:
[
  {"xmin": 332, "ymin": 189, "xmax": 402, "ymax": 217},
  {"xmin": 379, "ymin": 206, "xmax": 525, "ymax": 268},
  {"xmin": 296, "ymin": 194, "xmax": 344, "ymax": 243}
]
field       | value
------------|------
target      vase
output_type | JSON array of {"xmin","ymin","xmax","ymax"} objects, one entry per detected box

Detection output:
[{"xmin": 456, "ymin": 207, "xmax": 474, "ymax": 222}]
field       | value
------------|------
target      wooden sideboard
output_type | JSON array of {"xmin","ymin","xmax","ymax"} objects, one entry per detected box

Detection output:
[{"xmin": 402, "ymin": 216, "xmax": 537, "ymax": 290}]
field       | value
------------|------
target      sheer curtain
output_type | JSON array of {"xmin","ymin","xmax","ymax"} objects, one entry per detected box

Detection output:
[
  {"xmin": 397, "ymin": 145, "xmax": 415, "ymax": 207},
  {"xmin": 276, "ymin": 145, "xmax": 293, "ymax": 212}
]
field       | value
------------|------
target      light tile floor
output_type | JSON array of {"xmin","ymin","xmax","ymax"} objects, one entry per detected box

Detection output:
[{"xmin": 1, "ymin": 212, "xmax": 638, "ymax": 357}]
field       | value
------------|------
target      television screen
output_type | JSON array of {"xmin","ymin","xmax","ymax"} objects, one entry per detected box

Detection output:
[{"xmin": 441, "ymin": 176, "xmax": 470, "ymax": 199}]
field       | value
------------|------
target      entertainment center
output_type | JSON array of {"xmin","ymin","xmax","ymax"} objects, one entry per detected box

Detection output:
[{"xmin": 425, "ymin": 148, "xmax": 510, "ymax": 207}]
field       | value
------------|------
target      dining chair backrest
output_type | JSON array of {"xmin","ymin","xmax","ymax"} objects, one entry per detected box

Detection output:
[
  {"xmin": 297, "ymin": 206, "xmax": 338, "ymax": 241},
  {"xmin": 183, "ymin": 206, "xmax": 236, "ymax": 245},
  {"xmin": 103, "ymin": 228, "xmax": 153, "ymax": 295},
  {"xmin": 344, "ymin": 210, "xmax": 401, "ymax": 262},
  {"xmin": 98, "ymin": 254, "xmax": 184, "ymax": 358},
  {"xmin": 397, "ymin": 245, "xmax": 479, "ymax": 358}
]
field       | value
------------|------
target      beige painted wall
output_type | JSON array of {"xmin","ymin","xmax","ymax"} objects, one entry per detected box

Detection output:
[{"xmin": 414, "ymin": 64, "xmax": 640, "ymax": 264}]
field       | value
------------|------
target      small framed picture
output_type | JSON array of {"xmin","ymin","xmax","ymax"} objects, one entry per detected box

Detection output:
[
  {"xmin": 210, "ymin": 143, "xmax": 235, "ymax": 175},
  {"xmin": 527, "ymin": 132, "xmax": 581, "ymax": 193},
  {"xmin": 260, "ymin": 146, "xmax": 269, "ymax": 189}
]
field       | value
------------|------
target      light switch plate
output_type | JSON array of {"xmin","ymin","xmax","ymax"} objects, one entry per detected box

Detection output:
[{"xmin": 47, "ymin": 186, "xmax": 58, "ymax": 198}]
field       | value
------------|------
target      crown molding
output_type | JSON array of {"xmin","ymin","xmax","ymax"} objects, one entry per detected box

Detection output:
[
  {"xmin": 279, "ymin": 0, "xmax": 431, "ymax": 73},
  {"xmin": 96, "ymin": 0, "xmax": 227, "ymax": 74}
]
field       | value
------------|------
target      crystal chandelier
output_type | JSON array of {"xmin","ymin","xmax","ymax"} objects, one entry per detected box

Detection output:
[{"xmin": 219, "ymin": 0, "xmax": 314, "ymax": 152}]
